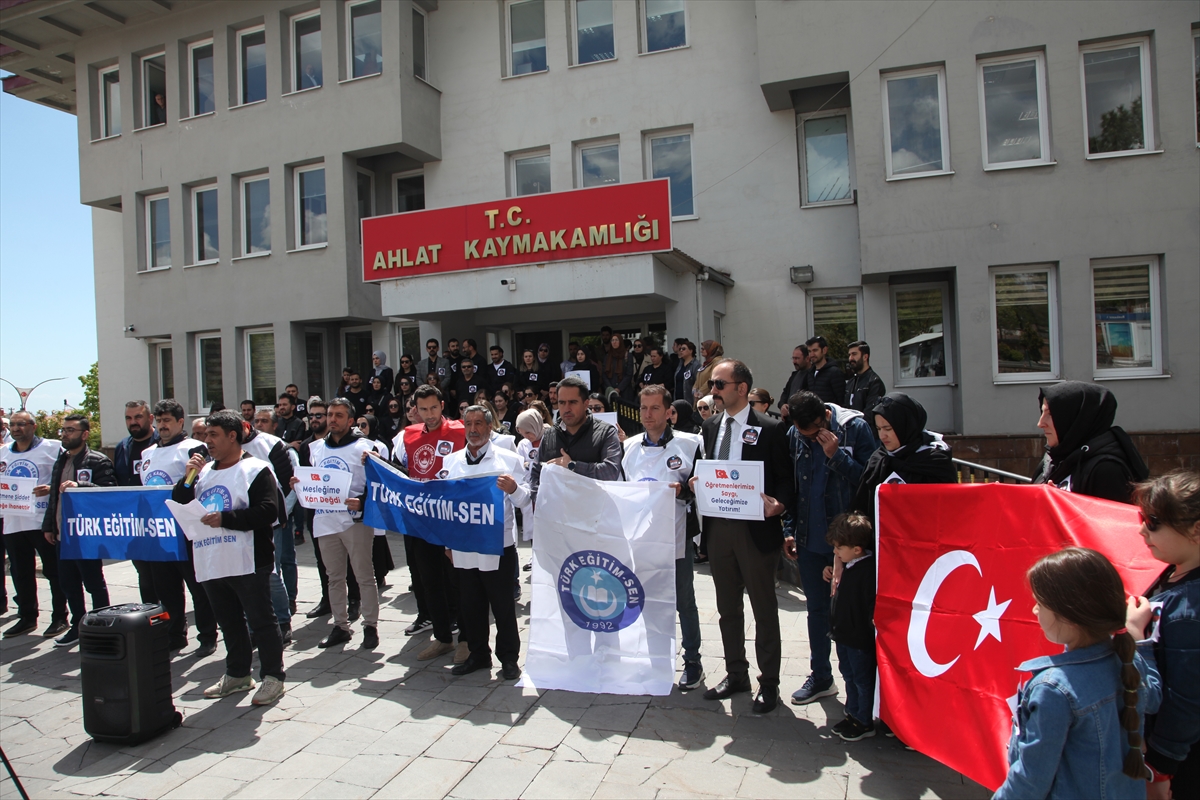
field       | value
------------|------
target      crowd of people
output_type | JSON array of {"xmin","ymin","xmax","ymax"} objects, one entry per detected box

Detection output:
[{"xmin": 1, "ymin": 329, "xmax": 1195, "ymax": 799}]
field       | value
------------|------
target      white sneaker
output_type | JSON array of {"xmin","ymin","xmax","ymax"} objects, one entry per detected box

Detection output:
[
  {"xmin": 204, "ymin": 674, "xmax": 255, "ymax": 699},
  {"xmin": 251, "ymin": 676, "xmax": 286, "ymax": 706}
]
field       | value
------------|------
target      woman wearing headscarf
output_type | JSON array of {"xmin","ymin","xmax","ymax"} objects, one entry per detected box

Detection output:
[
  {"xmin": 1031, "ymin": 381, "xmax": 1148, "ymax": 503},
  {"xmin": 852, "ymin": 392, "xmax": 957, "ymax": 529},
  {"xmin": 694, "ymin": 340, "xmax": 728, "ymax": 402},
  {"xmin": 670, "ymin": 398, "xmax": 700, "ymax": 434},
  {"xmin": 568, "ymin": 347, "xmax": 602, "ymax": 395},
  {"xmin": 366, "ymin": 375, "xmax": 392, "ymax": 412},
  {"xmin": 356, "ymin": 414, "xmax": 396, "ymax": 590},
  {"xmin": 515, "ymin": 409, "xmax": 550, "ymax": 571},
  {"xmin": 602, "ymin": 334, "xmax": 635, "ymax": 401},
  {"xmin": 370, "ymin": 351, "xmax": 393, "ymax": 394}
]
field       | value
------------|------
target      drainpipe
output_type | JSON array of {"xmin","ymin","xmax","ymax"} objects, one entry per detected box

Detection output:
[{"xmin": 695, "ymin": 270, "xmax": 709, "ymax": 342}]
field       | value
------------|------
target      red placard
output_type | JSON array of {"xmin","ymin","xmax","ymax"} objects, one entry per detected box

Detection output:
[{"xmin": 361, "ymin": 179, "xmax": 672, "ymax": 282}]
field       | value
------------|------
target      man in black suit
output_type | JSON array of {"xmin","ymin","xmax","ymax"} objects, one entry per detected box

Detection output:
[{"xmin": 689, "ymin": 359, "xmax": 796, "ymax": 713}]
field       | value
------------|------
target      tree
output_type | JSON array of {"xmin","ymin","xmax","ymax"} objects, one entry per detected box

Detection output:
[
  {"xmin": 1089, "ymin": 97, "xmax": 1143, "ymax": 154},
  {"xmin": 81, "ymin": 362, "xmax": 100, "ymax": 417}
]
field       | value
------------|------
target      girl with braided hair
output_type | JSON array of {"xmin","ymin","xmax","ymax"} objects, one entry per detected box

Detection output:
[{"xmin": 995, "ymin": 547, "xmax": 1161, "ymax": 799}]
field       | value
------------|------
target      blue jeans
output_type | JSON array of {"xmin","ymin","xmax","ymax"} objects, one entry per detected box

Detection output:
[
  {"xmin": 797, "ymin": 548, "xmax": 834, "ymax": 683},
  {"xmin": 274, "ymin": 520, "xmax": 298, "ymax": 602},
  {"xmin": 268, "ymin": 569, "xmax": 290, "ymax": 627},
  {"xmin": 836, "ymin": 642, "xmax": 876, "ymax": 725},
  {"xmin": 675, "ymin": 544, "xmax": 701, "ymax": 665}
]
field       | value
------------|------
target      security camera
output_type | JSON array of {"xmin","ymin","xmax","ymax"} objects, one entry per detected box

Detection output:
[
  {"xmin": 124, "ymin": 325, "xmax": 136, "ymax": 332},
  {"xmin": 501, "ymin": 279, "xmax": 517, "ymax": 291}
]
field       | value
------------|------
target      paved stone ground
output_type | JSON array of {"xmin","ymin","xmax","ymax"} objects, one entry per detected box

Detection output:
[{"xmin": 1, "ymin": 538, "xmax": 990, "ymax": 799}]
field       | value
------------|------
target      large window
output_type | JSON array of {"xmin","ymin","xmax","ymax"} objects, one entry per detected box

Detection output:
[
  {"xmin": 145, "ymin": 193, "xmax": 170, "ymax": 270},
  {"xmin": 507, "ymin": 0, "xmax": 547, "ymax": 76},
  {"xmin": 574, "ymin": 0, "xmax": 614, "ymax": 64},
  {"xmin": 809, "ymin": 291, "xmax": 861, "ymax": 364},
  {"xmin": 413, "ymin": 5, "xmax": 428, "ymax": 80},
  {"xmin": 882, "ymin": 66, "xmax": 950, "ymax": 179},
  {"xmin": 246, "ymin": 329, "xmax": 276, "ymax": 407},
  {"xmin": 348, "ymin": 0, "xmax": 382, "ymax": 79},
  {"xmin": 1092, "ymin": 257, "xmax": 1161, "ymax": 377},
  {"xmin": 305, "ymin": 330, "xmax": 326, "ymax": 398},
  {"xmin": 394, "ymin": 172, "xmax": 425, "ymax": 212},
  {"xmin": 344, "ymin": 329, "xmax": 374, "ymax": 381},
  {"xmin": 241, "ymin": 176, "xmax": 271, "ymax": 255},
  {"xmin": 293, "ymin": 12, "xmax": 322, "ymax": 90},
  {"xmin": 356, "ymin": 168, "xmax": 375, "ymax": 238},
  {"xmin": 643, "ymin": 0, "xmax": 686, "ymax": 54},
  {"xmin": 578, "ymin": 140, "xmax": 619, "ymax": 187},
  {"xmin": 990, "ymin": 265, "xmax": 1058, "ymax": 381},
  {"xmin": 197, "ymin": 334, "xmax": 224, "ymax": 411},
  {"xmin": 1081, "ymin": 37, "xmax": 1155, "ymax": 157},
  {"xmin": 98, "ymin": 66, "xmax": 121, "ymax": 137},
  {"xmin": 158, "ymin": 345, "xmax": 174, "ymax": 402},
  {"xmin": 978, "ymin": 52, "xmax": 1051, "ymax": 169},
  {"xmin": 140, "ymin": 52, "xmax": 166, "ymax": 128},
  {"xmin": 295, "ymin": 165, "xmax": 327, "ymax": 247},
  {"xmin": 648, "ymin": 130, "xmax": 694, "ymax": 217},
  {"xmin": 188, "ymin": 40, "xmax": 215, "ymax": 116},
  {"xmin": 512, "ymin": 150, "xmax": 551, "ymax": 196},
  {"xmin": 192, "ymin": 185, "xmax": 219, "ymax": 264},
  {"xmin": 892, "ymin": 283, "xmax": 953, "ymax": 385},
  {"xmin": 238, "ymin": 27, "xmax": 267, "ymax": 105},
  {"xmin": 799, "ymin": 111, "xmax": 854, "ymax": 206}
]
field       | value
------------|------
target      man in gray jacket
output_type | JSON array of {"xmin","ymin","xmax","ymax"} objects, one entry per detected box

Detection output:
[
  {"xmin": 416, "ymin": 338, "xmax": 451, "ymax": 390},
  {"xmin": 530, "ymin": 376, "xmax": 623, "ymax": 502}
]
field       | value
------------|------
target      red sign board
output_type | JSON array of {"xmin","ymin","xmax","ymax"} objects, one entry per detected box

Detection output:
[{"xmin": 361, "ymin": 179, "xmax": 672, "ymax": 282}]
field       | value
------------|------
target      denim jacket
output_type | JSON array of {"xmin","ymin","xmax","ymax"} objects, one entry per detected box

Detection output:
[
  {"xmin": 782, "ymin": 404, "xmax": 875, "ymax": 551},
  {"xmin": 1144, "ymin": 566, "xmax": 1200, "ymax": 775},
  {"xmin": 995, "ymin": 640, "xmax": 1162, "ymax": 800}
]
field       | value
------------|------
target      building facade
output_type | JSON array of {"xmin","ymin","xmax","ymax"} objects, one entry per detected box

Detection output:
[{"xmin": 3, "ymin": 0, "xmax": 1197, "ymax": 446}]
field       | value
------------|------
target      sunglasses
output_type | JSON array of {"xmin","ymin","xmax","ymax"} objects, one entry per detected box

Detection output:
[
  {"xmin": 750, "ymin": 399, "xmax": 769, "ymax": 406},
  {"xmin": 1139, "ymin": 510, "xmax": 1162, "ymax": 532},
  {"xmin": 707, "ymin": 379, "xmax": 741, "ymax": 390},
  {"xmin": 310, "ymin": 413, "xmax": 326, "ymax": 419}
]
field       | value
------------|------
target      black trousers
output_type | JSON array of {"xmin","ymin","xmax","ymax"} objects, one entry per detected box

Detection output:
[
  {"xmin": 414, "ymin": 538, "xmax": 458, "ymax": 643},
  {"xmin": 58, "ymin": 557, "xmax": 108, "ymax": 628},
  {"xmin": 202, "ymin": 568, "xmax": 284, "ymax": 682},
  {"xmin": 404, "ymin": 534, "xmax": 430, "ymax": 621},
  {"xmin": 313, "ymin": 533, "xmax": 360, "ymax": 604},
  {"xmin": 151, "ymin": 547, "xmax": 218, "ymax": 647},
  {"xmin": 131, "ymin": 559, "xmax": 160, "ymax": 604},
  {"xmin": 706, "ymin": 517, "xmax": 782, "ymax": 689},
  {"xmin": 457, "ymin": 546, "xmax": 520, "ymax": 665},
  {"xmin": 4, "ymin": 529, "xmax": 66, "ymax": 623},
  {"xmin": 372, "ymin": 534, "xmax": 394, "ymax": 583}
]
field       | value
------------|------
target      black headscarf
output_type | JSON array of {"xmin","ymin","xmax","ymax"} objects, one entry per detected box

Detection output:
[
  {"xmin": 1039, "ymin": 381, "xmax": 1116, "ymax": 461},
  {"xmin": 671, "ymin": 399, "xmax": 699, "ymax": 433},
  {"xmin": 1032, "ymin": 381, "xmax": 1146, "ymax": 496}
]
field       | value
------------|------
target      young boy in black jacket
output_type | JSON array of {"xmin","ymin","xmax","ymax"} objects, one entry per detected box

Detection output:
[{"xmin": 823, "ymin": 513, "xmax": 877, "ymax": 741}]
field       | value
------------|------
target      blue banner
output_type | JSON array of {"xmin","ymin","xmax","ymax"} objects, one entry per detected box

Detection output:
[
  {"xmin": 60, "ymin": 487, "xmax": 188, "ymax": 562},
  {"xmin": 363, "ymin": 457, "xmax": 505, "ymax": 556}
]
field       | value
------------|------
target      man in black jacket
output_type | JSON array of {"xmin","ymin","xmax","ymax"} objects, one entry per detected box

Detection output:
[
  {"xmin": 274, "ymin": 394, "xmax": 306, "ymax": 444},
  {"xmin": 113, "ymin": 400, "xmax": 159, "ymax": 603},
  {"xmin": 777, "ymin": 346, "xmax": 809, "ymax": 418},
  {"xmin": 843, "ymin": 341, "xmax": 886, "ymax": 441},
  {"xmin": 450, "ymin": 358, "xmax": 484, "ymax": 416},
  {"xmin": 530, "ymin": 377, "xmax": 623, "ymax": 503},
  {"xmin": 483, "ymin": 346, "xmax": 518, "ymax": 396},
  {"xmin": 690, "ymin": 360, "xmax": 796, "ymax": 714},
  {"xmin": 798, "ymin": 337, "xmax": 845, "ymax": 405},
  {"xmin": 41, "ymin": 414, "xmax": 116, "ymax": 647}
]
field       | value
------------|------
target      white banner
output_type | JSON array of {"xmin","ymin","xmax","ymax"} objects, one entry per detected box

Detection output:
[
  {"xmin": 0, "ymin": 476, "xmax": 35, "ymax": 514},
  {"xmin": 693, "ymin": 460, "xmax": 764, "ymax": 521},
  {"xmin": 520, "ymin": 465, "xmax": 677, "ymax": 696},
  {"xmin": 295, "ymin": 467, "xmax": 353, "ymax": 511},
  {"xmin": 592, "ymin": 412, "xmax": 618, "ymax": 429},
  {"xmin": 565, "ymin": 370, "xmax": 591, "ymax": 389}
]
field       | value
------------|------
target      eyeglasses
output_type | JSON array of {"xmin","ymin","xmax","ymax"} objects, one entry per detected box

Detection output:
[
  {"xmin": 401, "ymin": 360, "xmax": 411, "ymax": 365},
  {"xmin": 1139, "ymin": 510, "xmax": 1162, "ymax": 532},
  {"xmin": 59, "ymin": 427, "xmax": 85, "ymax": 435},
  {"xmin": 707, "ymin": 379, "xmax": 742, "ymax": 390},
  {"xmin": 310, "ymin": 413, "xmax": 327, "ymax": 419}
]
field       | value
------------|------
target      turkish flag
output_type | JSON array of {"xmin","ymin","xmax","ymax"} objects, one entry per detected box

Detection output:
[{"xmin": 875, "ymin": 483, "xmax": 1161, "ymax": 792}]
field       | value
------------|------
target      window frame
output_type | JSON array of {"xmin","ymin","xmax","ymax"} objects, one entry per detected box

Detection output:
[
  {"xmin": 245, "ymin": 327, "xmax": 277, "ymax": 408},
  {"xmin": 196, "ymin": 332, "xmax": 224, "ymax": 412},
  {"xmin": 304, "ymin": 328, "xmax": 328, "ymax": 399},
  {"xmin": 640, "ymin": 0, "xmax": 689, "ymax": 55},
  {"xmin": 1091, "ymin": 255, "xmax": 1163, "ymax": 379},
  {"xmin": 144, "ymin": 191, "xmax": 171, "ymax": 272},
  {"xmin": 1079, "ymin": 36, "xmax": 1156, "ymax": 159},
  {"xmin": 293, "ymin": 163, "xmax": 328, "ymax": 249},
  {"xmin": 290, "ymin": 9, "xmax": 322, "ymax": 94},
  {"xmin": 977, "ymin": 51, "xmax": 1053, "ymax": 171},
  {"xmin": 239, "ymin": 174, "xmax": 271, "ymax": 257},
  {"xmin": 890, "ymin": 281, "xmax": 955, "ymax": 387},
  {"xmin": 156, "ymin": 343, "xmax": 174, "ymax": 402},
  {"xmin": 1192, "ymin": 30, "xmax": 1199, "ymax": 147},
  {"xmin": 186, "ymin": 39, "xmax": 215, "ymax": 119},
  {"xmin": 510, "ymin": 148, "xmax": 552, "ymax": 197},
  {"xmin": 391, "ymin": 169, "xmax": 425, "ymax": 213},
  {"xmin": 505, "ymin": 0, "xmax": 548, "ymax": 78},
  {"xmin": 644, "ymin": 128, "xmax": 696, "ymax": 219},
  {"xmin": 138, "ymin": 51, "xmax": 166, "ymax": 130},
  {"xmin": 345, "ymin": 0, "xmax": 383, "ymax": 80},
  {"xmin": 988, "ymin": 264, "xmax": 1060, "ymax": 383},
  {"xmin": 190, "ymin": 183, "xmax": 219, "ymax": 266},
  {"xmin": 97, "ymin": 65, "xmax": 121, "ymax": 138},
  {"xmin": 236, "ymin": 25, "xmax": 268, "ymax": 107},
  {"xmin": 806, "ymin": 288, "xmax": 864, "ymax": 349},
  {"xmin": 571, "ymin": 0, "xmax": 616, "ymax": 66},
  {"xmin": 798, "ymin": 108, "xmax": 856, "ymax": 208},
  {"xmin": 881, "ymin": 65, "xmax": 952, "ymax": 181},
  {"xmin": 412, "ymin": 3, "xmax": 429, "ymax": 82},
  {"xmin": 576, "ymin": 138, "xmax": 621, "ymax": 188}
]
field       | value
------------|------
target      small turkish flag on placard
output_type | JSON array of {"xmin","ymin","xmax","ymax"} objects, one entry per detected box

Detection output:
[{"xmin": 875, "ymin": 483, "xmax": 1161, "ymax": 792}]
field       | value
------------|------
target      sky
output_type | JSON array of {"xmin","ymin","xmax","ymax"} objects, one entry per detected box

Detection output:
[{"xmin": 0, "ymin": 85, "xmax": 96, "ymax": 414}]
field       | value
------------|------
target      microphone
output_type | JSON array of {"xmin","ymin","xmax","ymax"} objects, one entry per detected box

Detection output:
[{"xmin": 183, "ymin": 466, "xmax": 199, "ymax": 488}]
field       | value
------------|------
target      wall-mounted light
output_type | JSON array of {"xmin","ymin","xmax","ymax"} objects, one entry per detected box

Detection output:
[{"xmin": 789, "ymin": 265, "xmax": 814, "ymax": 285}]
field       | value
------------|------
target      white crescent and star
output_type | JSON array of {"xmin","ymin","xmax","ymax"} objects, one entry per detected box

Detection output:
[{"xmin": 906, "ymin": 549, "xmax": 1011, "ymax": 679}]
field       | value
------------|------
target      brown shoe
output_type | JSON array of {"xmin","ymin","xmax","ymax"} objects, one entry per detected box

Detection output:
[
  {"xmin": 417, "ymin": 640, "xmax": 456, "ymax": 661},
  {"xmin": 453, "ymin": 641, "xmax": 471, "ymax": 664}
]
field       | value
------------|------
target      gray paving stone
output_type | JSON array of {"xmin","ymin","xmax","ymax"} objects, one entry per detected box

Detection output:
[
  {"xmin": 738, "ymin": 766, "xmax": 847, "ymax": 799},
  {"xmin": 446, "ymin": 747, "xmax": 547, "ymax": 800},
  {"xmin": 424, "ymin": 720, "xmax": 506, "ymax": 762},
  {"xmin": 261, "ymin": 751, "xmax": 349, "ymax": 781},
  {"xmin": 228, "ymin": 777, "xmax": 322, "ymax": 798},
  {"xmin": 576, "ymin": 702, "xmax": 648, "ymax": 733},
  {"xmin": 300, "ymin": 778, "xmax": 377, "ymax": 799},
  {"xmin": 498, "ymin": 712, "xmax": 574, "ymax": 750},
  {"xmin": 374, "ymin": 756, "xmax": 473, "ymax": 799},
  {"xmin": 648, "ymin": 758, "xmax": 748, "ymax": 797},
  {"xmin": 325, "ymin": 753, "xmax": 413, "ymax": 789},
  {"xmin": 521, "ymin": 759, "xmax": 609, "ymax": 799},
  {"xmin": 552, "ymin": 728, "xmax": 628, "ymax": 765}
]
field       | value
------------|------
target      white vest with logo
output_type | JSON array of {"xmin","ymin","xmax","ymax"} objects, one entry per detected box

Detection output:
[
  {"xmin": 188, "ymin": 456, "xmax": 270, "ymax": 582},
  {"xmin": 307, "ymin": 437, "xmax": 374, "ymax": 537},
  {"xmin": 0, "ymin": 438, "xmax": 63, "ymax": 530},
  {"xmin": 441, "ymin": 445, "xmax": 530, "ymax": 571},
  {"xmin": 139, "ymin": 438, "xmax": 203, "ymax": 486},
  {"xmin": 241, "ymin": 431, "xmax": 283, "ymax": 487},
  {"xmin": 622, "ymin": 430, "xmax": 704, "ymax": 559}
]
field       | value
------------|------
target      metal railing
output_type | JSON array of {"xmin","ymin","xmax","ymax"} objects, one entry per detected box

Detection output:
[{"xmin": 954, "ymin": 458, "xmax": 1033, "ymax": 485}]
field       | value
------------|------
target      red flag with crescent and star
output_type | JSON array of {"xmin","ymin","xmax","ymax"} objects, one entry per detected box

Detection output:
[{"xmin": 875, "ymin": 483, "xmax": 1161, "ymax": 792}]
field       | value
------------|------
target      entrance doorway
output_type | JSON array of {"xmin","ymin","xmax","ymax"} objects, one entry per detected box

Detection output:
[{"xmin": 514, "ymin": 331, "xmax": 561, "ymax": 373}]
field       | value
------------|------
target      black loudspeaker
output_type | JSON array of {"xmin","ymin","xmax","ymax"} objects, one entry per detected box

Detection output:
[{"xmin": 80, "ymin": 603, "xmax": 182, "ymax": 744}]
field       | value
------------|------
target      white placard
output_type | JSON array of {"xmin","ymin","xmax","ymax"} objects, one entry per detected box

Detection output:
[
  {"xmin": 693, "ymin": 460, "xmax": 764, "ymax": 521},
  {"xmin": 0, "ymin": 476, "xmax": 36, "ymax": 514},
  {"xmin": 565, "ymin": 370, "xmax": 591, "ymax": 390},
  {"xmin": 295, "ymin": 467, "xmax": 354, "ymax": 510},
  {"xmin": 592, "ymin": 412, "xmax": 618, "ymax": 429}
]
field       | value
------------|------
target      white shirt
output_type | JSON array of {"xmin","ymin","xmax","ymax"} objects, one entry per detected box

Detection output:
[
  {"xmin": 713, "ymin": 404, "xmax": 753, "ymax": 462},
  {"xmin": 441, "ymin": 442, "xmax": 531, "ymax": 571}
]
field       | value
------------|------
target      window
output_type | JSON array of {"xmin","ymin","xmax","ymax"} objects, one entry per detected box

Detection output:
[
  {"xmin": 241, "ymin": 176, "xmax": 271, "ymax": 255},
  {"xmin": 348, "ymin": 0, "xmax": 382, "ymax": 79},
  {"xmin": 98, "ymin": 66, "xmax": 121, "ymax": 137},
  {"xmin": 197, "ymin": 334, "xmax": 224, "ymax": 410},
  {"xmin": 799, "ymin": 111, "xmax": 854, "ymax": 206},
  {"xmin": 990, "ymin": 265, "xmax": 1059, "ymax": 381},
  {"xmin": 394, "ymin": 172, "xmax": 425, "ymax": 212},
  {"xmin": 574, "ymin": 0, "xmax": 614, "ymax": 64},
  {"xmin": 238, "ymin": 27, "xmax": 267, "ymax": 105},
  {"xmin": 647, "ymin": 131, "xmax": 693, "ymax": 217},
  {"xmin": 1194, "ymin": 32, "xmax": 1199, "ymax": 145},
  {"xmin": 507, "ymin": 0, "xmax": 547, "ymax": 76},
  {"xmin": 1092, "ymin": 257, "xmax": 1161, "ymax": 377},
  {"xmin": 643, "ymin": 0, "xmax": 686, "ymax": 53},
  {"xmin": 158, "ymin": 345, "xmax": 174, "ymax": 401},
  {"xmin": 140, "ymin": 53, "xmax": 166, "ymax": 128},
  {"xmin": 188, "ymin": 40, "xmax": 215, "ymax": 116},
  {"xmin": 578, "ymin": 140, "xmax": 619, "ymax": 187},
  {"xmin": 192, "ymin": 185, "xmax": 219, "ymax": 264},
  {"xmin": 344, "ymin": 328, "xmax": 374, "ymax": 380},
  {"xmin": 512, "ymin": 151, "xmax": 551, "ymax": 195},
  {"xmin": 1081, "ymin": 37, "xmax": 1155, "ymax": 157},
  {"xmin": 892, "ymin": 283, "xmax": 953, "ymax": 384},
  {"xmin": 809, "ymin": 291, "xmax": 861, "ymax": 363},
  {"xmin": 978, "ymin": 52, "xmax": 1051, "ymax": 169},
  {"xmin": 295, "ymin": 165, "xmax": 327, "ymax": 247},
  {"xmin": 305, "ymin": 330, "xmax": 326, "ymax": 398},
  {"xmin": 293, "ymin": 12, "xmax": 322, "ymax": 90},
  {"xmin": 246, "ymin": 329, "xmax": 276, "ymax": 406},
  {"xmin": 882, "ymin": 66, "xmax": 950, "ymax": 179},
  {"xmin": 356, "ymin": 168, "xmax": 375, "ymax": 235},
  {"xmin": 412, "ymin": 5, "xmax": 428, "ymax": 80},
  {"xmin": 145, "ymin": 192, "xmax": 170, "ymax": 270}
]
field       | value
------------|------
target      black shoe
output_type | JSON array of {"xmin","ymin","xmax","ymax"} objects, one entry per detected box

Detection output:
[
  {"xmin": 831, "ymin": 717, "xmax": 855, "ymax": 736},
  {"xmin": 702, "ymin": 675, "xmax": 752, "ymax": 701},
  {"xmin": 318, "ymin": 626, "xmax": 352, "ymax": 648},
  {"xmin": 522, "ymin": 561, "xmax": 532, "ymax": 572},
  {"xmin": 195, "ymin": 640, "xmax": 219, "ymax": 659},
  {"xmin": 450, "ymin": 622, "xmax": 459, "ymax": 636},
  {"xmin": 169, "ymin": 638, "xmax": 188, "ymax": 652},
  {"xmin": 294, "ymin": 531, "xmax": 305, "ymax": 545},
  {"xmin": 361, "ymin": 625, "xmax": 379, "ymax": 650},
  {"xmin": 348, "ymin": 602, "xmax": 361, "ymax": 623},
  {"xmin": 791, "ymin": 674, "xmax": 837, "ymax": 705},
  {"xmin": 450, "ymin": 656, "xmax": 493, "ymax": 676},
  {"xmin": 42, "ymin": 619, "xmax": 69, "ymax": 638},
  {"xmin": 3, "ymin": 618, "xmax": 36, "ymax": 638},
  {"xmin": 280, "ymin": 625, "xmax": 293, "ymax": 646},
  {"xmin": 305, "ymin": 600, "xmax": 331, "ymax": 619},
  {"xmin": 752, "ymin": 686, "xmax": 779, "ymax": 714},
  {"xmin": 54, "ymin": 626, "xmax": 80, "ymax": 647},
  {"xmin": 836, "ymin": 716, "xmax": 876, "ymax": 742},
  {"xmin": 404, "ymin": 618, "xmax": 433, "ymax": 636},
  {"xmin": 678, "ymin": 662, "xmax": 705, "ymax": 691},
  {"xmin": 377, "ymin": 579, "xmax": 389, "ymax": 591},
  {"xmin": 500, "ymin": 662, "xmax": 521, "ymax": 681}
]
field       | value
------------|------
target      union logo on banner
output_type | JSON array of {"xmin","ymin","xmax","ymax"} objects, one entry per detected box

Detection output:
[{"xmin": 558, "ymin": 550, "xmax": 645, "ymax": 634}]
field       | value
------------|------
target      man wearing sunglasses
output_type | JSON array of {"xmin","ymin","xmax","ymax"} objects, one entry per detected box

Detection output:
[{"xmin": 416, "ymin": 338, "xmax": 450, "ymax": 391}]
